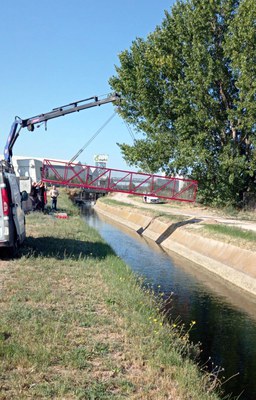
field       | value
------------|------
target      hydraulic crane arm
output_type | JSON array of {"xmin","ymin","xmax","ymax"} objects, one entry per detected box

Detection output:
[
  {"xmin": 4, "ymin": 93, "xmax": 120, "ymax": 163},
  {"xmin": 21, "ymin": 94, "xmax": 120, "ymax": 131}
]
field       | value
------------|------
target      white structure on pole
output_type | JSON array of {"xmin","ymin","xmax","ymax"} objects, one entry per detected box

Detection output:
[{"xmin": 94, "ymin": 154, "xmax": 108, "ymax": 169}]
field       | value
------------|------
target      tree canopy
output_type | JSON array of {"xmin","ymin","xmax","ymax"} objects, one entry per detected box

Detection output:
[{"xmin": 109, "ymin": 0, "xmax": 256, "ymax": 207}]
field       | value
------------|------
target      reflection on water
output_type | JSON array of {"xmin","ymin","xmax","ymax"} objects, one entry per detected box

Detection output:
[{"xmin": 83, "ymin": 206, "xmax": 256, "ymax": 400}]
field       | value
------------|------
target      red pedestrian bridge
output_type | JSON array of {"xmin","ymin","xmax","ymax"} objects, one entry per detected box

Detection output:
[{"xmin": 41, "ymin": 159, "xmax": 198, "ymax": 203}]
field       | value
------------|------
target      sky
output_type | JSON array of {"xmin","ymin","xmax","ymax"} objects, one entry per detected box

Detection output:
[{"xmin": 0, "ymin": 1, "xmax": 175, "ymax": 171}]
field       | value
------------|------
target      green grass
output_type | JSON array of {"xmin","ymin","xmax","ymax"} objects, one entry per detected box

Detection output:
[
  {"xmin": 203, "ymin": 223, "xmax": 256, "ymax": 242},
  {"xmin": 99, "ymin": 197, "xmax": 136, "ymax": 208},
  {"xmin": 0, "ymin": 190, "xmax": 223, "ymax": 399}
]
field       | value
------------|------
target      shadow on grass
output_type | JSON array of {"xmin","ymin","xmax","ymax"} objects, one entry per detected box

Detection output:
[{"xmin": 20, "ymin": 236, "xmax": 116, "ymax": 260}]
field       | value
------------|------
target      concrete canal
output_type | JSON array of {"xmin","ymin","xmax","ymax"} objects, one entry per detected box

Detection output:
[{"xmin": 82, "ymin": 206, "xmax": 256, "ymax": 400}]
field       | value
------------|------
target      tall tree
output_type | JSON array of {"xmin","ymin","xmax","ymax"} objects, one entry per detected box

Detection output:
[
  {"xmin": 225, "ymin": 0, "xmax": 256, "ymax": 199},
  {"xmin": 109, "ymin": 0, "xmax": 256, "ymax": 206}
]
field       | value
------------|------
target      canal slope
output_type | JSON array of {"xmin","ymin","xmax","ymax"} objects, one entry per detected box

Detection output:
[{"xmin": 94, "ymin": 196, "xmax": 256, "ymax": 297}]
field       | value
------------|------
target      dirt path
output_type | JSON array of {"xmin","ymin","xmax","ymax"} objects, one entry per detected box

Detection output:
[{"xmin": 111, "ymin": 193, "xmax": 256, "ymax": 232}]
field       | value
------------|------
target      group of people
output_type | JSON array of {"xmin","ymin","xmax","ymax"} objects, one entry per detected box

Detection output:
[{"xmin": 30, "ymin": 182, "xmax": 59, "ymax": 212}]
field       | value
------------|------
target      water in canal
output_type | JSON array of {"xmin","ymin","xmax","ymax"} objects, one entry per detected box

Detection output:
[{"xmin": 83, "ymin": 206, "xmax": 256, "ymax": 400}]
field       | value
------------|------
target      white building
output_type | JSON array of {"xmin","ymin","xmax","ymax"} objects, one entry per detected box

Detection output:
[{"xmin": 12, "ymin": 155, "xmax": 42, "ymax": 182}]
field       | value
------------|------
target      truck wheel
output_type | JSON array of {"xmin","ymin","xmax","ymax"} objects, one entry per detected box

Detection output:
[
  {"xmin": 8, "ymin": 223, "xmax": 19, "ymax": 258},
  {"xmin": 8, "ymin": 236, "xmax": 18, "ymax": 258}
]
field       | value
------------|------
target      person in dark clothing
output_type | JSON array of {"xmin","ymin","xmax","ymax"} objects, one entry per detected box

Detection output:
[
  {"xmin": 30, "ymin": 182, "xmax": 38, "ymax": 211},
  {"xmin": 38, "ymin": 181, "xmax": 46, "ymax": 211}
]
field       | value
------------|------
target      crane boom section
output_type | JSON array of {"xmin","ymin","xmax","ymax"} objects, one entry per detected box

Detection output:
[{"xmin": 21, "ymin": 94, "xmax": 120, "ymax": 130}]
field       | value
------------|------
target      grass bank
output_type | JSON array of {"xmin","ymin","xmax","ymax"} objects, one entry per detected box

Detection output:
[
  {"xmin": 101, "ymin": 197, "xmax": 188, "ymax": 223},
  {"xmin": 0, "ymin": 191, "xmax": 222, "ymax": 399},
  {"xmin": 203, "ymin": 223, "xmax": 256, "ymax": 242}
]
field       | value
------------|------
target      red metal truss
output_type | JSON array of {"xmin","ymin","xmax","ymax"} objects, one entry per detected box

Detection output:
[{"xmin": 42, "ymin": 159, "xmax": 198, "ymax": 202}]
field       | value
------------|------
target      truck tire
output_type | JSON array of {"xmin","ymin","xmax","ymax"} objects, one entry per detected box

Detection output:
[{"xmin": 8, "ymin": 222, "xmax": 19, "ymax": 258}]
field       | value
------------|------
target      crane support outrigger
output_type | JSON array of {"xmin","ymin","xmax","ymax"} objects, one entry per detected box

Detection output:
[{"xmin": 4, "ymin": 93, "xmax": 120, "ymax": 163}]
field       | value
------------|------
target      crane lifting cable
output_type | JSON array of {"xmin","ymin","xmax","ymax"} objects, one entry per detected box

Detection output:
[
  {"xmin": 124, "ymin": 120, "xmax": 136, "ymax": 141},
  {"xmin": 68, "ymin": 112, "xmax": 116, "ymax": 164}
]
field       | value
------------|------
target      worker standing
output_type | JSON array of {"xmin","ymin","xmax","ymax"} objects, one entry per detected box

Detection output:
[
  {"xmin": 49, "ymin": 186, "xmax": 59, "ymax": 211},
  {"xmin": 30, "ymin": 182, "xmax": 38, "ymax": 211},
  {"xmin": 38, "ymin": 181, "xmax": 46, "ymax": 212}
]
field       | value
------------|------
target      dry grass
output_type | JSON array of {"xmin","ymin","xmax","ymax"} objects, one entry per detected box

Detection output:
[{"xmin": 0, "ymin": 252, "xmax": 180, "ymax": 399}]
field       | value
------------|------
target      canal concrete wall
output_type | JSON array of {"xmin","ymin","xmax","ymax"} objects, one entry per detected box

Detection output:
[{"xmin": 94, "ymin": 201, "xmax": 256, "ymax": 297}]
